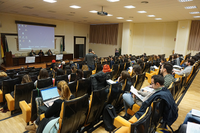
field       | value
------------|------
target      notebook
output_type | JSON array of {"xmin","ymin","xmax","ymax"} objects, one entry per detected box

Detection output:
[{"xmin": 40, "ymin": 86, "xmax": 60, "ymax": 107}]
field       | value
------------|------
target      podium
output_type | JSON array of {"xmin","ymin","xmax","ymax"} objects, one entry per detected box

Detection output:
[{"xmin": 5, "ymin": 52, "xmax": 13, "ymax": 67}]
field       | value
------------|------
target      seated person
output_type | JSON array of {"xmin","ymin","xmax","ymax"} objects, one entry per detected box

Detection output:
[
  {"xmin": 116, "ymin": 70, "xmax": 130, "ymax": 83},
  {"xmin": 34, "ymin": 68, "xmax": 49, "ymax": 87},
  {"xmin": 25, "ymin": 80, "xmax": 75, "ymax": 132},
  {"xmin": 0, "ymin": 71, "xmax": 10, "ymax": 88},
  {"xmin": 102, "ymin": 64, "xmax": 111, "ymax": 73},
  {"xmin": 160, "ymin": 62, "xmax": 175, "ymax": 88},
  {"xmin": 75, "ymin": 69, "xmax": 85, "ymax": 80},
  {"xmin": 132, "ymin": 65, "xmax": 142, "ymax": 76},
  {"xmin": 47, "ymin": 49, "xmax": 53, "ymax": 56},
  {"xmin": 29, "ymin": 50, "xmax": 36, "ymax": 56},
  {"xmin": 38, "ymin": 50, "xmax": 44, "ymax": 56},
  {"xmin": 68, "ymin": 66, "xmax": 77, "ymax": 82},
  {"xmin": 50, "ymin": 60, "xmax": 56, "ymax": 69},
  {"xmin": 110, "ymin": 57, "xmax": 114, "ymax": 68},
  {"xmin": 173, "ymin": 59, "xmax": 195, "ymax": 76}
]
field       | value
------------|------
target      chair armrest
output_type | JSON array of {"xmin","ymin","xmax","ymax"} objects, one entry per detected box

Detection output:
[
  {"xmin": 175, "ymin": 74, "xmax": 182, "ymax": 79},
  {"xmin": 92, "ymin": 70, "xmax": 96, "ymax": 75},
  {"xmin": 40, "ymin": 113, "xmax": 45, "ymax": 121},
  {"xmin": 114, "ymin": 126, "xmax": 130, "ymax": 133},
  {"xmin": 5, "ymin": 93, "xmax": 15, "ymax": 111},
  {"xmin": 114, "ymin": 116, "xmax": 131, "ymax": 128},
  {"xmin": 127, "ymin": 104, "xmax": 140, "ymax": 116},
  {"xmin": 0, "ymin": 90, "xmax": 3, "ymax": 103},
  {"xmin": 145, "ymin": 72, "xmax": 154, "ymax": 84},
  {"xmin": 19, "ymin": 100, "xmax": 31, "ymax": 123}
]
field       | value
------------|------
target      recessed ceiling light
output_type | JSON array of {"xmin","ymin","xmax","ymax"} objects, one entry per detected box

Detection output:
[
  {"xmin": 193, "ymin": 16, "xmax": 200, "ymax": 18},
  {"xmin": 185, "ymin": 6, "xmax": 197, "ymax": 9},
  {"xmin": 89, "ymin": 10, "xmax": 98, "ymax": 13},
  {"xmin": 137, "ymin": 11, "xmax": 147, "ymax": 13},
  {"xmin": 179, "ymin": 0, "xmax": 193, "ymax": 2},
  {"xmin": 155, "ymin": 18, "xmax": 162, "ymax": 20},
  {"xmin": 107, "ymin": 14, "xmax": 113, "ymax": 16},
  {"xmin": 190, "ymin": 12, "xmax": 200, "ymax": 14},
  {"xmin": 124, "ymin": 5, "xmax": 135, "ymax": 9},
  {"xmin": 147, "ymin": 15, "xmax": 155, "ymax": 17},
  {"xmin": 107, "ymin": 0, "xmax": 120, "ymax": 2},
  {"xmin": 43, "ymin": 0, "xmax": 57, "ymax": 3},
  {"xmin": 70, "ymin": 5, "xmax": 81, "ymax": 9},
  {"xmin": 126, "ymin": 20, "xmax": 132, "ymax": 21},
  {"xmin": 117, "ymin": 17, "xmax": 124, "ymax": 19}
]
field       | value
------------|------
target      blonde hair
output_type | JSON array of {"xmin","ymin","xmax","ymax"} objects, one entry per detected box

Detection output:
[
  {"xmin": 0, "ymin": 72, "xmax": 7, "ymax": 77},
  {"xmin": 57, "ymin": 81, "xmax": 72, "ymax": 100},
  {"xmin": 21, "ymin": 74, "xmax": 32, "ymax": 84}
]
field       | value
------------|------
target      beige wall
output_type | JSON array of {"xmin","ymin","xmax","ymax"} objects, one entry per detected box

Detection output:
[
  {"xmin": 131, "ymin": 22, "xmax": 178, "ymax": 57},
  {"xmin": 0, "ymin": 13, "xmax": 89, "ymax": 62},
  {"xmin": 89, "ymin": 23, "xmax": 122, "ymax": 57}
]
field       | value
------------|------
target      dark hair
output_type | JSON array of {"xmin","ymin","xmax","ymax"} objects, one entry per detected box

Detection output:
[
  {"xmin": 188, "ymin": 59, "xmax": 195, "ymax": 66},
  {"xmin": 152, "ymin": 75, "xmax": 164, "ymax": 86},
  {"xmin": 119, "ymin": 70, "xmax": 130, "ymax": 82},
  {"xmin": 133, "ymin": 65, "xmax": 142, "ymax": 75},
  {"xmin": 38, "ymin": 68, "xmax": 49, "ymax": 79},
  {"xmin": 76, "ymin": 69, "xmax": 83, "ymax": 80},
  {"xmin": 161, "ymin": 57, "xmax": 166, "ymax": 62},
  {"xmin": 57, "ymin": 69, "xmax": 64, "ymax": 76},
  {"xmin": 89, "ymin": 49, "xmax": 92, "ymax": 52},
  {"xmin": 137, "ymin": 59, "xmax": 143, "ymax": 66},
  {"xmin": 162, "ymin": 62, "xmax": 173, "ymax": 74},
  {"xmin": 21, "ymin": 74, "xmax": 32, "ymax": 84},
  {"xmin": 71, "ymin": 66, "xmax": 77, "ymax": 73},
  {"xmin": 143, "ymin": 57, "xmax": 148, "ymax": 62}
]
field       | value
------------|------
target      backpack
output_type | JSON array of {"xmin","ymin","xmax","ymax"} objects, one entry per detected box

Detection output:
[
  {"xmin": 82, "ymin": 65, "xmax": 89, "ymax": 71},
  {"xmin": 103, "ymin": 104, "xmax": 117, "ymax": 132}
]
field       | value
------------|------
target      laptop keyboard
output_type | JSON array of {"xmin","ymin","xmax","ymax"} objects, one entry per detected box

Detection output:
[{"xmin": 44, "ymin": 97, "xmax": 60, "ymax": 107}]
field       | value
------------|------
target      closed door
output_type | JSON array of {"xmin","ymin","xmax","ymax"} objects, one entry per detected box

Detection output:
[{"xmin": 74, "ymin": 36, "xmax": 86, "ymax": 58}]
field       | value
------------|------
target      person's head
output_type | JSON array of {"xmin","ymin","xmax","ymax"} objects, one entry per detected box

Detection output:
[
  {"xmin": 62, "ymin": 61, "xmax": 65, "ymax": 65},
  {"xmin": 151, "ymin": 75, "xmax": 164, "ymax": 89},
  {"xmin": 48, "ymin": 49, "xmax": 51, "ymax": 52},
  {"xmin": 0, "ymin": 72, "xmax": 7, "ymax": 77},
  {"xmin": 71, "ymin": 66, "xmax": 77, "ymax": 73},
  {"xmin": 119, "ymin": 70, "xmax": 130, "ymax": 82},
  {"xmin": 89, "ymin": 49, "xmax": 92, "ymax": 53},
  {"xmin": 20, "ymin": 67, "xmax": 25, "ymax": 71},
  {"xmin": 76, "ymin": 69, "xmax": 83, "ymax": 80},
  {"xmin": 104, "ymin": 58, "xmax": 108, "ymax": 62},
  {"xmin": 186, "ymin": 59, "xmax": 195, "ymax": 66},
  {"xmin": 161, "ymin": 58, "xmax": 166, "ymax": 63},
  {"xmin": 21, "ymin": 74, "xmax": 32, "ymax": 84},
  {"xmin": 143, "ymin": 53, "xmax": 146, "ymax": 56},
  {"xmin": 38, "ymin": 68, "xmax": 49, "ymax": 79},
  {"xmin": 57, "ymin": 69, "xmax": 64, "ymax": 76},
  {"xmin": 137, "ymin": 59, "xmax": 143, "ymax": 66},
  {"xmin": 31, "ymin": 50, "xmax": 33, "ymax": 52},
  {"xmin": 57, "ymin": 81, "xmax": 72, "ymax": 100},
  {"xmin": 52, "ymin": 59, "xmax": 56, "ymax": 63},
  {"xmin": 40, "ymin": 50, "xmax": 42, "ymax": 52},
  {"xmin": 160, "ymin": 62, "xmax": 173, "ymax": 75},
  {"xmin": 158, "ymin": 55, "xmax": 161, "ymax": 59},
  {"xmin": 132, "ymin": 65, "xmax": 142, "ymax": 75}
]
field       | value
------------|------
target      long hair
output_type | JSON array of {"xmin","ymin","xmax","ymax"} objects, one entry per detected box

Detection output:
[
  {"xmin": 21, "ymin": 74, "xmax": 32, "ymax": 84},
  {"xmin": 57, "ymin": 81, "xmax": 72, "ymax": 100},
  {"xmin": 38, "ymin": 68, "xmax": 49, "ymax": 79},
  {"xmin": 75, "ymin": 69, "xmax": 83, "ymax": 80},
  {"xmin": 119, "ymin": 70, "xmax": 130, "ymax": 82},
  {"xmin": 71, "ymin": 66, "xmax": 77, "ymax": 73}
]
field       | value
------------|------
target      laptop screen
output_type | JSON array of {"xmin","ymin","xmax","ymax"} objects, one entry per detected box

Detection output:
[{"xmin": 41, "ymin": 86, "xmax": 59, "ymax": 101}]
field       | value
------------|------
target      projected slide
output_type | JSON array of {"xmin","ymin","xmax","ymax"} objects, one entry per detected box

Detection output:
[{"xmin": 17, "ymin": 24, "xmax": 55, "ymax": 51}]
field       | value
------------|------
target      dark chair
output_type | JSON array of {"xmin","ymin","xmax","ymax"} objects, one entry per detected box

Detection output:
[
  {"xmin": 30, "ymin": 75, "xmax": 37, "ymax": 82},
  {"xmin": 117, "ymin": 63, "xmax": 125, "ymax": 78},
  {"xmin": 6, "ymin": 69, "xmax": 15, "ymax": 73},
  {"xmin": 35, "ymin": 67, "xmax": 42, "ymax": 72},
  {"xmin": 174, "ymin": 79, "xmax": 181, "ymax": 101},
  {"xmin": 29, "ymin": 72, "xmax": 39, "ymax": 76},
  {"xmin": 59, "ymin": 94, "xmax": 89, "ymax": 133},
  {"xmin": 82, "ymin": 87, "xmax": 108, "ymax": 132},
  {"xmin": 143, "ymin": 62, "xmax": 151, "ymax": 73},
  {"xmin": 90, "ymin": 71, "xmax": 108, "ymax": 91},
  {"xmin": 106, "ymin": 71, "xmax": 113, "ymax": 80},
  {"xmin": 124, "ymin": 62, "xmax": 130, "ymax": 70},
  {"xmin": 66, "ymin": 69, "xmax": 72, "ymax": 75},
  {"xmin": 37, "ymin": 78, "xmax": 53, "ymax": 89},
  {"xmin": 54, "ymin": 75, "xmax": 68, "ymax": 86},
  {"xmin": 96, "ymin": 63, "xmax": 103, "ymax": 73},
  {"xmin": 68, "ymin": 80, "xmax": 78, "ymax": 97},
  {"xmin": 13, "ymin": 74, "xmax": 26, "ymax": 82},
  {"xmin": 70, "ymin": 73, "xmax": 76, "ymax": 82},
  {"xmin": 83, "ymin": 70, "xmax": 92, "ymax": 78},
  {"xmin": 2, "ymin": 78, "xmax": 20, "ymax": 102},
  {"xmin": 76, "ymin": 78, "xmax": 91, "ymax": 97},
  {"xmin": 112, "ymin": 64, "xmax": 119, "ymax": 80},
  {"xmin": 6, "ymin": 72, "xmax": 15, "ymax": 79},
  {"xmin": 134, "ymin": 73, "xmax": 146, "ymax": 90}
]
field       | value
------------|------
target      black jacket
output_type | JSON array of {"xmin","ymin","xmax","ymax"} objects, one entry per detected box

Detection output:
[{"xmin": 135, "ymin": 87, "xmax": 178, "ymax": 126}]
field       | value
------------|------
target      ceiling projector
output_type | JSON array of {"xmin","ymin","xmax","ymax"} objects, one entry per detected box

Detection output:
[{"xmin": 97, "ymin": 6, "xmax": 108, "ymax": 16}]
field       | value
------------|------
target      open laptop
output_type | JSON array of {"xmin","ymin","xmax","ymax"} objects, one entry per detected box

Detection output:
[{"xmin": 40, "ymin": 86, "xmax": 60, "ymax": 107}]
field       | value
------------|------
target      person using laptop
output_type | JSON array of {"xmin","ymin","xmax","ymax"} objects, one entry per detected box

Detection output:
[{"xmin": 25, "ymin": 80, "xmax": 75, "ymax": 132}]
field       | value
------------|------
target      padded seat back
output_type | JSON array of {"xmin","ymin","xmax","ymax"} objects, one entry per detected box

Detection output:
[
  {"xmin": 112, "ymin": 64, "xmax": 119, "ymax": 80},
  {"xmin": 174, "ymin": 79, "xmax": 181, "ymax": 101},
  {"xmin": 85, "ymin": 86, "xmax": 108, "ymax": 125},
  {"xmin": 107, "ymin": 83, "xmax": 122, "ymax": 107},
  {"xmin": 18, "ymin": 71, "xmax": 29, "ymax": 75},
  {"xmin": 13, "ymin": 74, "xmax": 26, "ymax": 82},
  {"xmin": 31, "ymin": 89, "xmax": 41, "ymax": 121},
  {"xmin": 124, "ymin": 62, "xmax": 130, "ymax": 70},
  {"xmin": 70, "ymin": 73, "xmax": 76, "ymax": 82},
  {"xmin": 130, "ymin": 106, "xmax": 152, "ymax": 133},
  {"xmin": 68, "ymin": 81, "xmax": 78, "ymax": 97},
  {"xmin": 59, "ymin": 94, "xmax": 89, "ymax": 133},
  {"xmin": 66, "ymin": 69, "xmax": 72, "ymax": 75},
  {"xmin": 96, "ymin": 63, "xmax": 103, "ymax": 73},
  {"xmin": 134, "ymin": 73, "xmax": 146, "ymax": 90},
  {"xmin": 83, "ymin": 70, "xmax": 92, "ymax": 78},
  {"xmin": 143, "ymin": 62, "xmax": 151, "ymax": 73},
  {"xmin": 6, "ymin": 73, "xmax": 15, "ymax": 79},
  {"xmin": 76, "ymin": 78, "xmax": 91, "ymax": 97},
  {"xmin": 37, "ymin": 78, "xmax": 53, "ymax": 89},
  {"xmin": 29, "ymin": 72, "xmax": 39, "ymax": 76},
  {"xmin": 30, "ymin": 75, "xmax": 37, "ymax": 82},
  {"xmin": 2, "ymin": 78, "xmax": 20, "ymax": 102},
  {"xmin": 14, "ymin": 82, "xmax": 35, "ymax": 110},
  {"xmin": 90, "ymin": 71, "xmax": 108, "ymax": 91},
  {"xmin": 6, "ymin": 69, "xmax": 15, "ymax": 73},
  {"xmin": 168, "ymin": 82, "xmax": 175, "ymax": 99},
  {"xmin": 55, "ymin": 75, "xmax": 68, "ymax": 86}
]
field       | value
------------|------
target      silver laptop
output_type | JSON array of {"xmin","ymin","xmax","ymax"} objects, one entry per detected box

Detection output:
[{"xmin": 41, "ymin": 86, "xmax": 60, "ymax": 107}]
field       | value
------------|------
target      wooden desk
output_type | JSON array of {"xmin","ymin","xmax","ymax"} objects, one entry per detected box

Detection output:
[{"xmin": 9, "ymin": 54, "xmax": 73, "ymax": 66}]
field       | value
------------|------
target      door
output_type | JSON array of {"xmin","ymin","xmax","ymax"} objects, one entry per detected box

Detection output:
[{"xmin": 74, "ymin": 36, "xmax": 86, "ymax": 59}]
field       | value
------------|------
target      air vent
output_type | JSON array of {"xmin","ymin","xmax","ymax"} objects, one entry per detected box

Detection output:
[
  {"xmin": 48, "ymin": 10, "xmax": 56, "ymax": 13},
  {"xmin": 23, "ymin": 6, "xmax": 34, "ymax": 9},
  {"xmin": 70, "ymin": 12, "xmax": 75, "ymax": 14}
]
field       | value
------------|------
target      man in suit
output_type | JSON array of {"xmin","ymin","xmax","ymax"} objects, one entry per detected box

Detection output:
[
  {"xmin": 84, "ymin": 49, "xmax": 97, "ymax": 70},
  {"xmin": 29, "ymin": 50, "xmax": 36, "ymax": 56},
  {"xmin": 38, "ymin": 50, "xmax": 44, "ymax": 56}
]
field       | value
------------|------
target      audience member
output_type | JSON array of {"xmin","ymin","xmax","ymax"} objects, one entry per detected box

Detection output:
[
  {"xmin": 84, "ymin": 49, "xmax": 97, "ymax": 70},
  {"xmin": 34, "ymin": 68, "xmax": 49, "ymax": 87},
  {"xmin": 75, "ymin": 69, "xmax": 84, "ymax": 80},
  {"xmin": 29, "ymin": 50, "xmax": 36, "ymax": 56},
  {"xmin": 51, "ymin": 60, "xmax": 56, "ymax": 69},
  {"xmin": 117, "ymin": 70, "xmax": 130, "ymax": 83},
  {"xmin": 102, "ymin": 64, "xmax": 111, "ymax": 73},
  {"xmin": 174, "ymin": 59, "xmax": 195, "ymax": 76},
  {"xmin": 47, "ymin": 49, "xmax": 53, "ymax": 56},
  {"xmin": 132, "ymin": 65, "xmax": 142, "ymax": 76},
  {"xmin": 0, "ymin": 71, "xmax": 10, "ymax": 88},
  {"xmin": 115, "ymin": 48, "xmax": 119, "ymax": 56}
]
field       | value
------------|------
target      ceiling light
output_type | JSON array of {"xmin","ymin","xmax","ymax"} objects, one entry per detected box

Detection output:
[
  {"xmin": 107, "ymin": 0, "xmax": 120, "ymax": 2},
  {"xmin": 107, "ymin": 14, "xmax": 113, "ymax": 16},
  {"xmin": 126, "ymin": 20, "xmax": 132, "ymax": 21},
  {"xmin": 193, "ymin": 16, "xmax": 200, "ymax": 18},
  {"xmin": 89, "ymin": 10, "xmax": 98, "ymax": 13},
  {"xmin": 155, "ymin": 18, "xmax": 162, "ymax": 20},
  {"xmin": 117, "ymin": 17, "xmax": 124, "ymax": 19},
  {"xmin": 124, "ymin": 5, "xmax": 135, "ymax": 9},
  {"xmin": 185, "ymin": 6, "xmax": 197, "ymax": 9},
  {"xmin": 43, "ymin": 0, "xmax": 57, "ymax": 3},
  {"xmin": 179, "ymin": 0, "xmax": 193, "ymax": 2},
  {"xmin": 190, "ymin": 12, "xmax": 200, "ymax": 14},
  {"xmin": 137, "ymin": 11, "xmax": 147, "ymax": 13},
  {"xmin": 147, "ymin": 15, "xmax": 155, "ymax": 17},
  {"xmin": 70, "ymin": 5, "xmax": 81, "ymax": 9}
]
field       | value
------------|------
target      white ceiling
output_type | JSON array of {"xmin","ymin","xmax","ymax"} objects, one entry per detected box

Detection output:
[{"xmin": 0, "ymin": 0, "xmax": 199, "ymax": 24}]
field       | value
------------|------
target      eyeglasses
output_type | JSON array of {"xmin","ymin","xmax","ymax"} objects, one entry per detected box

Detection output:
[{"xmin": 150, "ymin": 82, "xmax": 155, "ymax": 85}]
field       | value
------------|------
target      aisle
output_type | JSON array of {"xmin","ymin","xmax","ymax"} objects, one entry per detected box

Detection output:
[{"xmin": 171, "ymin": 71, "xmax": 200, "ymax": 130}]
